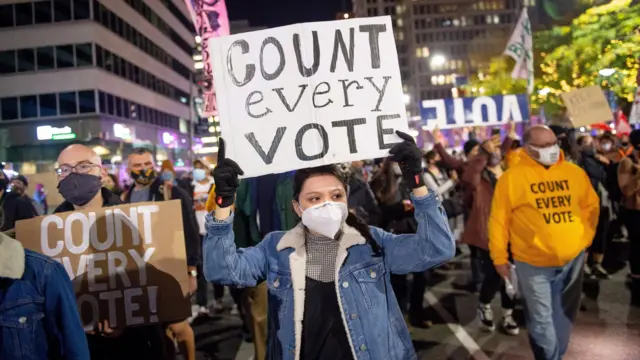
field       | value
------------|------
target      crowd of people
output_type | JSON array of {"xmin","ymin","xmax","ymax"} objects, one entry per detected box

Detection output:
[{"xmin": 0, "ymin": 121, "xmax": 638, "ymax": 360}]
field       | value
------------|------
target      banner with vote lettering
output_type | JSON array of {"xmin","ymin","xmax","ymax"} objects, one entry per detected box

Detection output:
[
  {"xmin": 420, "ymin": 94, "xmax": 530, "ymax": 130},
  {"xmin": 208, "ymin": 16, "xmax": 408, "ymax": 178},
  {"xmin": 15, "ymin": 200, "xmax": 190, "ymax": 329}
]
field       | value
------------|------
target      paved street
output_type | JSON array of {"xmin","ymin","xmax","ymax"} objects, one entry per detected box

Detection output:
[{"xmin": 190, "ymin": 243, "xmax": 640, "ymax": 360}]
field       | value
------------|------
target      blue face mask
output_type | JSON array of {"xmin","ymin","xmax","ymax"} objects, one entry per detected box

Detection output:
[
  {"xmin": 161, "ymin": 171, "xmax": 174, "ymax": 182},
  {"xmin": 192, "ymin": 168, "xmax": 207, "ymax": 182}
]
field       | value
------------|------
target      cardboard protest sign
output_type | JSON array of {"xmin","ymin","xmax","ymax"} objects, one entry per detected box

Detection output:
[
  {"xmin": 15, "ymin": 200, "xmax": 190, "ymax": 329},
  {"xmin": 209, "ymin": 16, "xmax": 409, "ymax": 177},
  {"xmin": 561, "ymin": 86, "xmax": 613, "ymax": 127},
  {"xmin": 420, "ymin": 94, "xmax": 529, "ymax": 130}
]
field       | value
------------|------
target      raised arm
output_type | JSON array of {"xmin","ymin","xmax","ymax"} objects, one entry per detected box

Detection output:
[
  {"xmin": 432, "ymin": 127, "xmax": 465, "ymax": 171},
  {"xmin": 372, "ymin": 192, "xmax": 455, "ymax": 273},
  {"xmin": 203, "ymin": 213, "xmax": 268, "ymax": 287},
  {"xmin": 433, "ymin": 142, "xmax": 464, "ymax": 172},
  {"xmin": 380, "ymin": 131, "xmax": 456, "ymax": 273},
  {"xmin": 203, "ymin": 138, "xmax": 268, "ymax": 287}
]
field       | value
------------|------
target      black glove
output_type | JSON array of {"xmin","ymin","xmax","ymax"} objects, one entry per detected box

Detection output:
[
  {"xmin": 389, "ymin": 130, "xmax": 425, "ymax": 189},
  {"xmin": 213, "ymin": 138, "xmax": 244, "ymax": 208}
]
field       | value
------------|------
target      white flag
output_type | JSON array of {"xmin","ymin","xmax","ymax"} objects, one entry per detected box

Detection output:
[
  {"xmin": 504, "ymin": 9, "xmax": 534, "ymax": 94},
  {"xmin": 630, "ymin": 87, "xmax": 640, "ymax": 124}
]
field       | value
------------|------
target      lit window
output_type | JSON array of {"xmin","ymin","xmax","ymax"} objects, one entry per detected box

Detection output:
[
  {"xmin": 397, "ymin": 18, "xmax": 404, "ymax": 27},
  {"xmin": 453, "ymin": 19, "xmax": 460, "ymax": 27},
  {"xmin": 431, "ymin": 75, "xmax": 437, "ymax": 84},
  {"xmin": 461, "ymin": 16, "xmax": 467, "ymax": 26},
  {"xmin": 398, "ymin": 31, "xmax": 405, "ymax": 41},
  {"xmin": 486, "ymin": 15, "xmax": 492, "ymax": 24},
  {"xmin": 422, "ymin": 46, "xmax": 430, "ymax": 57},
  {"xmin": 437, "ymin": 75, "xmax": 445, "ymax": 85},
  {"xmin": 493, "ymin": 15, "xmax": 500, "ymax": 24},
  {"xmin": 416, "ymin": 48, "xmax": 422, "ymax": 57}
]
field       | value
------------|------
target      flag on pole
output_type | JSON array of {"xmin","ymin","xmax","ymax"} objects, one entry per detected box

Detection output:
[
  {"xmin": 504, "ymin": 8, "xmax": 534, "ymax": 94},
  {"xmin": 616, "ymin": 109, "xmax": 632, "ymax": 134},
  {"xmin": 630, "ymin": 87, "xmax": 640, "ymax": 124}
]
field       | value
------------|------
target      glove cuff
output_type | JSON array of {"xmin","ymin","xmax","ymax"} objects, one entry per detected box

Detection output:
[
  {"xmin": 215, "ymin": 195, "xmax": 235, "ymax": 208},
  {"xmin": 403, "ymin": 172, "xmax": 425, "ymax": 189}
]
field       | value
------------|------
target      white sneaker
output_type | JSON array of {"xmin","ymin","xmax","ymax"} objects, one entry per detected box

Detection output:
[
  {"xmin": 478, "ymin": 303, "xmax": 495, "ymax": 331},
  {"xmin": 230, "ymin": 304, "xmax": 240, "ymax": 315},
  {"xmin": 187, "ymin": 305, "xmax": 200, "ymax": 323},
  {"xmin": 501, "ymin": 313, "xmax": 519, "ymax": 336},
  {"xmin": 198, "ymin": 306, "xmax": 210, "ymax": 315}
]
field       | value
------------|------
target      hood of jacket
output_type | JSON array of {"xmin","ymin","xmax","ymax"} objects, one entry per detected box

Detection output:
[{"xmin": 0, "ymin": 232, "xmax": 24, "ymax": 279}]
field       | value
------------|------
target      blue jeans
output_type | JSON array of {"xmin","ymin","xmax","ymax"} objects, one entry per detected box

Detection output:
[{"xmin": 515, "ymin": 252, "xmax": 585, "ymax": 360}]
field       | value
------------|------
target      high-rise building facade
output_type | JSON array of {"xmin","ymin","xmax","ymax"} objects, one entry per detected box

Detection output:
[
  {"xmin": 0, "ymin": 0, "xmax": 196, "ymax": 169},
  {"xmin": 192, "ymin": 19, "xmax": 268, "ymax": 159},
  {"xmin": 352, "ymin": 0, "xmax": 538, "ymax": 117}
]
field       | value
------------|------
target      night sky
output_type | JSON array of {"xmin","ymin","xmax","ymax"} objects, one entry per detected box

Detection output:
[{"xmin": 226, "ymin": 0, "xmax": 351, "ymax": 28}]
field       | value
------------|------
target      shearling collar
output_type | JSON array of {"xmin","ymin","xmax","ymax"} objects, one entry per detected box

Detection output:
[
  {"xmin": 0, "ymin": 233, "xmax": 25, "ymax": 279},
  {"xmin": 276, "ymin": 223, "xmax": 366, "ymax": 252}
]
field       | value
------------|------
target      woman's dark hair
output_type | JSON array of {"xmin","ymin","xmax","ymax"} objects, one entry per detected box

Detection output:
[
  {"xmin": 424, "ymin": 150, "xmax": 438, "ymax": 164},
  {"xmin": 293, "ymin": 165, "xmax": 382, "ymax": 256},
  {"xmin": 576, "ymin": 135, "xmax": 589, "ymax": 147},
  {"xmin": 511, "ymin": 139, "xmax": 522, "ymax": 149},
  {"xmin": 370, "ymin": 158, "xmax": 399, "ymax": 206}
]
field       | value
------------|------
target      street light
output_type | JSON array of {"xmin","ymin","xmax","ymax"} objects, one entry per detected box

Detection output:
[
  {"xmin": 430, "ymin": 54, "xmax": 446, "ymax": 68},
  {"xmin": 598, "ymin": 68, "xmax": 616, "ymax": 77},
  {"xmin": 538, "ymin": 87, "xmax": 551, "ymax": 96}
]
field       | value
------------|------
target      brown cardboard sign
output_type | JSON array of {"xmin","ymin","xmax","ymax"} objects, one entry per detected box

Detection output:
[
  {"xmin": 15, "ymin": 200, "xmax": 191, "ymax": 329},
  {"xmin": 561, "ymin": 86, "xmax": 613, "ymax": 127}
]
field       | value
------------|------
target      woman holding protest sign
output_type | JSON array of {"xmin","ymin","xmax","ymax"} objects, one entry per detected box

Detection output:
[{"xmin": 204, "ymin": 132, "xmax": 455, "ymax": 360}]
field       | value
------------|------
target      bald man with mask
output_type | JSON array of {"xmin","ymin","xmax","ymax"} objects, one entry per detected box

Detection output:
[
  {"xmin": 489, "ymin": 126, "xmax": 599, "ymax": 360},
  {"xmin": 53, "ymin": 145, "xmax": 178, "ymax": 360},
  {"xmin": 54, "ymin": 144, "xmax": 118, "ymax": 211}
]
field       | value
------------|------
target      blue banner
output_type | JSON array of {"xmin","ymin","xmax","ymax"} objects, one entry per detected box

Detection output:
[{"xmin": 420, "ymin": 94, "xmax": 530, "ymax": 130}]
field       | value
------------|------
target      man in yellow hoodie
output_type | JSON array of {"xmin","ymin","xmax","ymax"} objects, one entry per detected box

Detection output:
[{"xmin": 489, "ymin": 125, "xmax": 599, "ymax": 360}]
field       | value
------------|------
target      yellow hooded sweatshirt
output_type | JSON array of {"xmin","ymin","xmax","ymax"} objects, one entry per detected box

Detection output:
[{"xmin": 488, "ymin": 150, "xmax": 600, "ymax": 267}]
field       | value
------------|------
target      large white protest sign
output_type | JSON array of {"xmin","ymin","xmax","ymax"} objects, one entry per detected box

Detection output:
[{"xmin": 209, "ymin": 16, "xmax": 408, "ymax": 177}]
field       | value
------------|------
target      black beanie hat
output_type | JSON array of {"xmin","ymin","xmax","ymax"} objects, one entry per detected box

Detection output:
[
  {"xmin": 629, "ymin": 129, "xmax": 640, "ymax": 148},
  {"xmin": 463, "ymin": 139, "xmax": 480, "ymax": 155}
]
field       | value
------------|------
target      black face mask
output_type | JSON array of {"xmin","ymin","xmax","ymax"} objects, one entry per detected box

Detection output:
[
  {"xmin": 621, "ymin": 142, "xmax": 629, "ymax": 147},
  {"xmin": 581, "ymin": 147, "xmax": 595, "ymax": 157},
  {"xmin": 130, "ymin": 168, "xmax": 157, "ymax": 186},
  {"xmin": 58, "ymin": 173, "xmax": 102, "ymax": 206}
]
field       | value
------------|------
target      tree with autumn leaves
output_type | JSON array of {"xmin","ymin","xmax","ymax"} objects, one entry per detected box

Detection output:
[{"xmin": 466, "ymin": 0, "xmax": 640, "ymax": 116}]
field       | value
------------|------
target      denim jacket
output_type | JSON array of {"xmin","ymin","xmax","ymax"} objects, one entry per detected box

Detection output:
[
  {"xmin": 0, "ymin": 233, "xmax": 89, "ymax": 359},
  {"xmin": 203, "ymin": 192, "xmax": 455, "ymax": 360}
]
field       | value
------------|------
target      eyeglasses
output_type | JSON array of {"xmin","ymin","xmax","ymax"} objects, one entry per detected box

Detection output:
[{"xmin": 56, "ymin": 162, "xmax": 101, "ymax": 178}]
